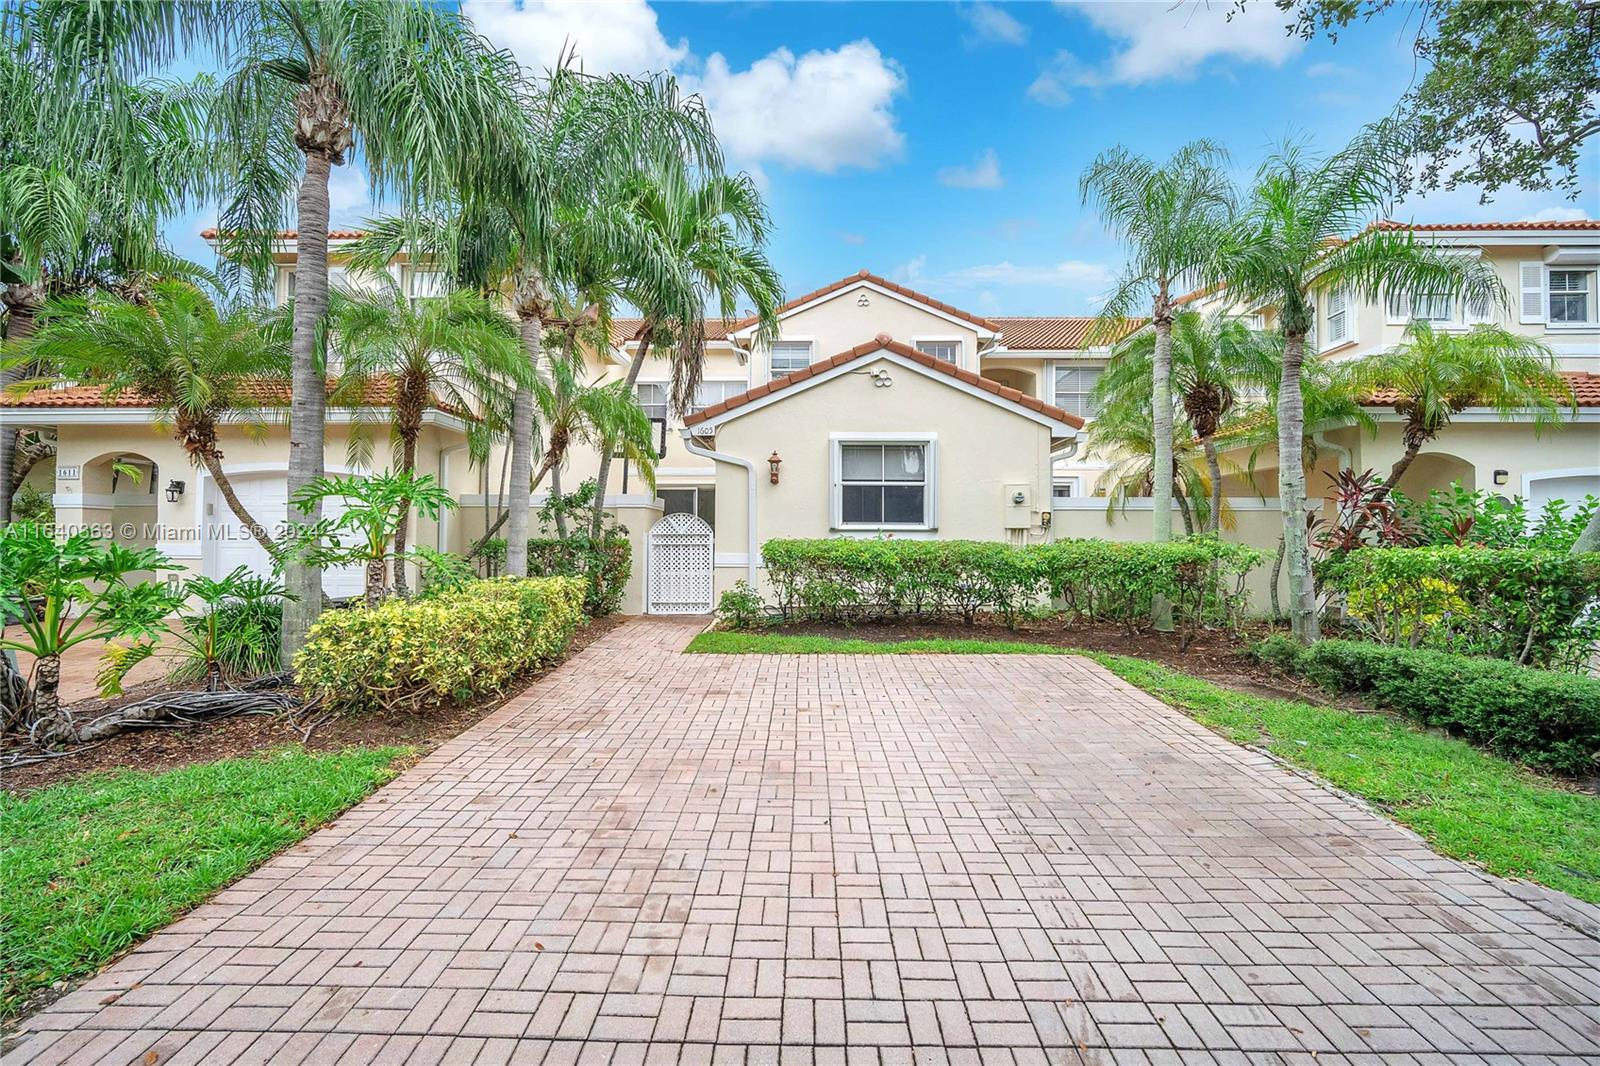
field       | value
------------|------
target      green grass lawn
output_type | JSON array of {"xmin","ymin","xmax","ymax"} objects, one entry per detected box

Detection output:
[
  {"xmin": 688, "ymin": 631, "xmax": 1600, "ymax": 903},
  {"xmin": 1, "ymin": 746, "xmax": 408, "ymax": 1017}
]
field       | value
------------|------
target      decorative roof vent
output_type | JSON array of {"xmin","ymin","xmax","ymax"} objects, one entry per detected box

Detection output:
[{"xmin": 857, "ymin": 292, "xmax": 870, "ymax": 307}]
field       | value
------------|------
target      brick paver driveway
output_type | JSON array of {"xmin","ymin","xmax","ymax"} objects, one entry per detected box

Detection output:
[{"xmin": 11, "ymin": 619, "xmax": 1600, "ymax": 1065}]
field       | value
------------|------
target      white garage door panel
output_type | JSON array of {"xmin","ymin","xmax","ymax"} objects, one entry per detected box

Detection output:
[
  {"xmin": 1527, "ymin": 474, "xmax": 1600, "ymax": 516},
  {"xmin": 208, "ymin": 473, "xmax": 365, "ymax": 598}
]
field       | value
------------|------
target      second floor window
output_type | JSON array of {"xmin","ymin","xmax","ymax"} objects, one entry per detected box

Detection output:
[
  {"xmin": 914, "ymin": 339, "xmax": 960, "ymax": 363},
  {"xmin": 690, "ymin": 381, "xmax": 746, "ymax": 413},
  {"xmin": 1550, "ymin": 269, "xmax": 1594, "ymax": 324},
  {"xmin": 769, "ymin": 341, "xmax": 813, "ymax": 378},
  {"xmin": 1324, "ymin": 286, "xmax": 1350, "ymax": 345},
  {"xmin": 1052, "ymin": 364, "xmax": 1103, "ymax": 420},
  {"xmin": 636, "ymin": 383, "xmax": 668, "ymax": 421}
]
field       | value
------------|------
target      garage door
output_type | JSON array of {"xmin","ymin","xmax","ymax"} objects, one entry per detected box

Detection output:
[
  {"xmin": 206, "ymin": 472, "xmax": 365, "ymax": 598},
  {"xmin": 1527, "ymin": 472, "xmax": 1600, "ymax": 517}
]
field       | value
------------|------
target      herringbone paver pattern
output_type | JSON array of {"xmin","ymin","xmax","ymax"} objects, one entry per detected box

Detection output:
[{"xmin": 9, "ymin": 618, "xmax": 1600, "ymax": 1064}]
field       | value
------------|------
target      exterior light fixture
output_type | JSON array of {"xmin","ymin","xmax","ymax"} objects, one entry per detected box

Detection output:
[
  {"xmin": 165, "ymin": 479, "xmax": 185, "ymax": 503},
  {"xmin": 1493, "ymin": 469, "xmax": 1508, "ymax": 486},
  {"xmin": 768, "ymin": 451, "xmax": 783, "ymax": 484}
]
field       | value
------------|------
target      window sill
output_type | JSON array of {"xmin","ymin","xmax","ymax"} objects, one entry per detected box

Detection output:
[
  {"xmin": 832, "ymin": 524, "xmax": 936, "ymax": 534},
  {"xmin": 1544, "ymin": 324, "xmax": 1600, "ymax": 332},
  {"xmin": 1317, "ymin": 339, "xmax": 1357, "ymax": 355}
]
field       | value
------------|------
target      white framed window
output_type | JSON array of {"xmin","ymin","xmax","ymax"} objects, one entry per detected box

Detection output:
[
  {"xmin": 1051, "ymin": 476, "xmax": 1080, "ymax": 503},
  {"xmin": 831, "ymin": 436, "xmax": 936, "ymax": 529},
  {"xmin": 913, "ymin": 338, "xmax": 961, "ymax": 363},
  {"xmin": 659, "ymin": 485, "xmax": 716, "ymax": 529},
  {"xmin": 636, "ymin": 382, "xmax": 669, "ymax": 421},
  {"xmin": 1323, "ymin": 286, "xmax": 1351, "ymax": 347},
  {"xmin": 279, "ymin": 268, "xmax": 296, "ymax": 307},
  {"xmin": 689, "ymin": 380, "xmax": 746, "ymax": 413},
  {"xmin": 1549, "ymin": 268, "xmax": 1595, "ymax": 324},
  {"xmin": 1050, "ymin": 364, "xmax": 1104, "ymax": 420},
  {"xmin": 407, "ymin": 268, "xmax": 446, "ymax": 299},
  {"xmin": 769, "ymin": 340, "xmax": 813, "ymax": 378}
]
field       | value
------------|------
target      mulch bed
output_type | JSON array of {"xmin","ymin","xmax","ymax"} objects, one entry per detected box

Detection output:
[
  {"xmin": 769, "ymin": 617, "xmax": 1348, "ymax": 707},
  {"xmin": 1, "ymin": 613, "xmax": 627, "ymax": 796}
]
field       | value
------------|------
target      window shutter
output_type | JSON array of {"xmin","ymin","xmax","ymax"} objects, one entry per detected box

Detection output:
[
  {"xmin": 1519, "ymin": 262, "xmax": 1546, "ymax": 323},
  {"xmin": 1384, "ymin": 290, "xmax": 1409, "ymax": 324}
]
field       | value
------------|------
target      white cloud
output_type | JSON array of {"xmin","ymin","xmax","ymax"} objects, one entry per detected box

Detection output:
[
  {"xmin": 937, "ymin": 148, "xmax": 1004, "ymax": 190},
  {"xmin": 939, "ymin": 260, "xmax": 1113, "ymax": 290},
  {"xmin": 892, "ymin": 254, "xmax": 927, "ymax": 285},
  {"xmin": 959, "ymin": 2, "xmax": 1028, "ymax": 46},
  {"xmin": 695, "ymin": 42, "xmax": 906, "ymax": 173},
  {"xmin": 1305, "ymin": 60, "xmax": 1353, "ymax": 78},
  {"xmin": 1529, "ymin": 206, "xmax": 1590, "ymax": 222},
  {"xmin": 461, "ymin": 0, "xmax": 687, "ymax": 77},
  {"xmin": 1048, "ymin": 1, "xmax": 1303, "ymax": 86},
  {"xmin": 465, "ymin": 1, "xmax": 906, "ymax": 174},
  {"xmin": 1026, "ymin": 72, "xmax": 1071, "ymax": 107}
]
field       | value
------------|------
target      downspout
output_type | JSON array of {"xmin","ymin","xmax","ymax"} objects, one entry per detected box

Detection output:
[{"xmin": 680, "ymin": 429, "xmax": 759, "ymax": 586}]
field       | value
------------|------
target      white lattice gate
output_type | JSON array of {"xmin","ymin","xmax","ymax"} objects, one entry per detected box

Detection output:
[{"xmin": 646, "ymin": 512, "xmax": 714, "ymax": 614}]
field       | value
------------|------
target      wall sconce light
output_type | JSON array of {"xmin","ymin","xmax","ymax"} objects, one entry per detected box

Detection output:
[
  {"xmin": 165, "ymin": 479, "xmax": 185, "ymax": 503},
  {"xmin": 1493, "ymin": 469, "xmax": 1508, "ymax": 486},
  {"xmin": 768, "ymin": 451, "xmax": 783, "ymax": 484}
]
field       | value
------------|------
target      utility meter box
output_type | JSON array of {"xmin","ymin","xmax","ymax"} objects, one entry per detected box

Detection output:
[{"xmin": 1004, "ymin": 483, "xmax": 1032, "ymax": 529}]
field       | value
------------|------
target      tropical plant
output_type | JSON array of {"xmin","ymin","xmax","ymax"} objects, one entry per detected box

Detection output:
[
  {"xmin": 10, "ymin": 481, "xmax": 53, "ymax": 527},
  {"xmin": 1219, "ymin": 123, "xmax": 1502, "ymax": 641},
  {"xmin": 1395, "ymin": 484, "xmax": 1600, "ymax": 552},
  {"xmin": 1087, "ymin": 399, "xmax": 1226, "ymax": 536},
  {"xmin": 331, "ymin": 282, "xmax": 525, "ymax": 595},
  {"xmin": 1309, "ymin": 468, "xmax": 1414, "ymax": 556},
  {"xmin": 409, "ymin": 545, "xmax": 477, "ymax": 599},
  {"xmin": 17, "ymin": 281, "xmax": 290, "ymax": 551},
  {"xmin": 1, "ymin": 5, "xmax": 214, "ymax": 520},
  {"xmin": 1081, "ymin": 141, "xmax": 1236, "ymax": 612},
  {"xmin": 287, "ymin": 471, "xmax": 456, "ymax": 609},
  {"xmin": 1096, "ymin": 310, "xmax": 1282, "ymax": 532},
  {"xmin": 1345, "ymin": 321, "xmax": 1572, "ymax": 500},
  {"xmin": 0, "ymin": 524, "xmax": 181, "ymax": 741},
  {"xmin": 167, "ymin": 568, "xmax": 289, "ymax": 689},
  {"xmin": 589, "ymin": 166, "xmax": 783, "ymax": 538}
]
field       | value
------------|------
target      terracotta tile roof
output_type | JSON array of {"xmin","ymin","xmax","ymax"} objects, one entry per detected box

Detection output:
[
  {"xmin": 1362, "ymin": 371, "xmax": 1600, "ymax": 408},
  {"xmin": 1370, "ymin": 219, "xmax": 1600, "ymax": 233},
  {"xmin": 3, "ymin": 375, "xmax": 468, "ymax": 416},
  {"xmin": 730, "ymin": 270, "xmax": 1001, "ymax": 333},
  {"xmin": 990, "ymin": 316, "xmax": 1144, "ymax": 350},
  {"xmin": 608, "ymin": 318, "xmax": 735, "ymax": 344},
  {"xmin": 683, "ymin": 334, "xmax": 1084, "ymax": 431},
  {"xmin": 199, "ymin": 228, "xmax": 369, "ymax": 241}
]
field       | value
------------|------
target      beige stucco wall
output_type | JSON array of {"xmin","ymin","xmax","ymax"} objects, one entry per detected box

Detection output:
[{"xmin": 699, "ymin": 353, "xmax": 1065, "ymax": 601}]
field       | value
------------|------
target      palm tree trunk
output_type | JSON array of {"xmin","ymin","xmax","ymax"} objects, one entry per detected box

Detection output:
[
  {"xmin": 1, "ymin": 284, "xmax": 42, "ymax": 525},
  {"xmin": 392, "ymin": 422, "xmax": 420, "ymax": 598},
  {"xmin": 281, "ymin": 149, "xmax": 334, "ymax": 669},
  {"xmin": 30, "ymin": 652, "xmax": 66, "ymax": 741},
  {"xmin": 551, "ymin": 462, "xmax": 568, "ymax": 537},
  {"xmin": 505, "ymin": 310, "xmax": 540, "ymax": 577},
  {"xmin": 364, "ymin": 558, "xmax": 385, "ymax": 609},
  {"xmin": 1279, "ymin": 331, "xmax": 1318, "ymax": 642},
  {"xmin": 589, "ymin": 323, "xmax": 656, "ymax": 539},
  {"xmin": 196, "ymin": 448, "xmax": 277, "ymax": 555},
  {"xmin": 1203, "ymin": 437, "xmax": 1223, "ymax": 535},
  {"xmin": 1150, "ymin": 300, "xmax": 1175, "ymax": 631},
  {"xmin": 1371, "ymin": 441, "xmax": 1423, "ymax": 505},
  {"xmin": 1175, "ymin": 490, "xmax": 1195, "ymax": 536},
  {"xmin": 471, "ymin": 447, "xmax": 557, "ymax": 561},
  {"xmin": 1269, "ymin": 535, "xmax": 1285, "ymax": 624}
]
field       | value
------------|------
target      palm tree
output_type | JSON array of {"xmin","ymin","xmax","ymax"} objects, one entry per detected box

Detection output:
[
  {"xmin": 1345, "ymin": 321, "xmax": 1571, "ymax": 501},
  {"xmin": 1, "ymin": 8, "xmax": 213, "ymax": 520},
  {"xmin": 1088, "ymin": 400, "xmax": 1224, "ymax": 536},
  {"xmin": 1098, "ymin": 310, "xmax": 1282, "ymax": 533},
  {"xmin": 588, "ymin": 168, "xmax": 783, "ymax": 538},
  {"xmin": 331, "ymin": 282, "xmax": 527, "ymax": 595},
  {"xmin": 530, "ymin": 337, "xmax": 658, "ymax": 521},
  {"xmin": 1219, "ymin": 125, "xmax": 1501, "ymax": 641},
  {"xmin": 1081, "ymin": 142, "xmax": 1235, "ymax": 627},
  {"xmin": 16, "ymin": 281, "xmax": 290, "ymax": 551}
]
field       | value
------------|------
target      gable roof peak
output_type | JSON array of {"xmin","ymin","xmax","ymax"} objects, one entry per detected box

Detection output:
[{"xmin": 731, "ymin": 269, "xmax": 1002, "ymax": 334}]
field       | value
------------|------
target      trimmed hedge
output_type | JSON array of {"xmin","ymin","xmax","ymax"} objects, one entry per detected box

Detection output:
[
  {"xmin": 527, "ymin": 534, "xmax": 631, "ymax": 616},
  {"xmin": 1320, "ymin": 546, "xmax": 1600, "ymax": 670},
  {"xmin": 295, "ymin": 577, "xmax": 585, "ymax": 714},
  {"xmin": 1250, "ymin": 636, "xmax": 1600, "ymax": 775},
  {"xmin": 756, "ymin": 535, "xmax": 1264, "ymax": 644}
]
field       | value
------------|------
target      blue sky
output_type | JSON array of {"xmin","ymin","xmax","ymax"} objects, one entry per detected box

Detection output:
[{"xmin": 168, "ymin": 0, "xmax": 1598, "ymax": 316}]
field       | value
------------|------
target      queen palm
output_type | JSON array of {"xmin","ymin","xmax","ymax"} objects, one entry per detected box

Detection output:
[
  {"xmin": 1081, "ymin": 142, "xmax": 1234, "ymax": 625},
  {"xmin": 16, "ymin": 281, "xmax": 290, "ymax": 551},
  {"xmin": 1098, "ymin": 310, "xmax": 1282, "ymax": 533},
  {"xmin": 1345, "ymin": 321, "xmax": 1570, "ymax": 502},
  {"xmin": 331, "ymin": 283, "xmax": 526, "ymax": 595},
  {"xmin": 588, "ymin": 167, "xmax": 783, "ymax": 539},
  {"xmin": 530, "ymin": 339, "xmax": 658, "ymax": 523},
  {"xmin": 1220, "ymin": 125, "xmax": 1501, "ymax": 641}
]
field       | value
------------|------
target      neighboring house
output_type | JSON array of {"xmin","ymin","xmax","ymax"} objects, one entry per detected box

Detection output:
[
  {"xmin": 6, "ymin": 223, "xmax": 1595, "ymax": 615},
  {"xmin": 1186, "ymin": 220, "xmax": 1600, "ymax": 509}
]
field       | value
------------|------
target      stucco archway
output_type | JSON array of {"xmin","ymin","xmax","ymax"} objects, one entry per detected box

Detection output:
[{"xmin": 1394, "ymin": 451, "xmax": 1475, "ymax": 499}]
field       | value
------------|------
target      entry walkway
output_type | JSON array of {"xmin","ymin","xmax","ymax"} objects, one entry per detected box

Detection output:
[{"xmin": 10, "ymin": 618, "xmax": 1599, "ymax": 1063}]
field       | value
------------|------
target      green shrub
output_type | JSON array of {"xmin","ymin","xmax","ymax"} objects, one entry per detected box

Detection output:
[
  {"xmin": 295, "ymin": 576, "xmax": 584, "ymax": 714},
  {"xmin": 526, "ymin": 535, "xmax": 631, "ymax": 615},
  {"xmin": 1248, "ymin": 637, "xmax": 1600, "ymax": 775},
  {"xmin": 715, "ymin": 580, "xmax": 768, "ymax": 630},
  {"xmin": 1394, "ymin": 483, "xmax": 1599, "ymax": 551},
  {"xmin": 758, "ymin": 535, "xmax": 1264, "ymax": 642},
  {"xmin": 1321, "ymin": 546, "xmax": 1600, "ymax": 670}
]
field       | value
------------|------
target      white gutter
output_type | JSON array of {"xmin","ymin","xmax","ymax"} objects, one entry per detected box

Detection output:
[{"xmin": 680, "ymin": 430, "xmax": 759, "ymax": 585}]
